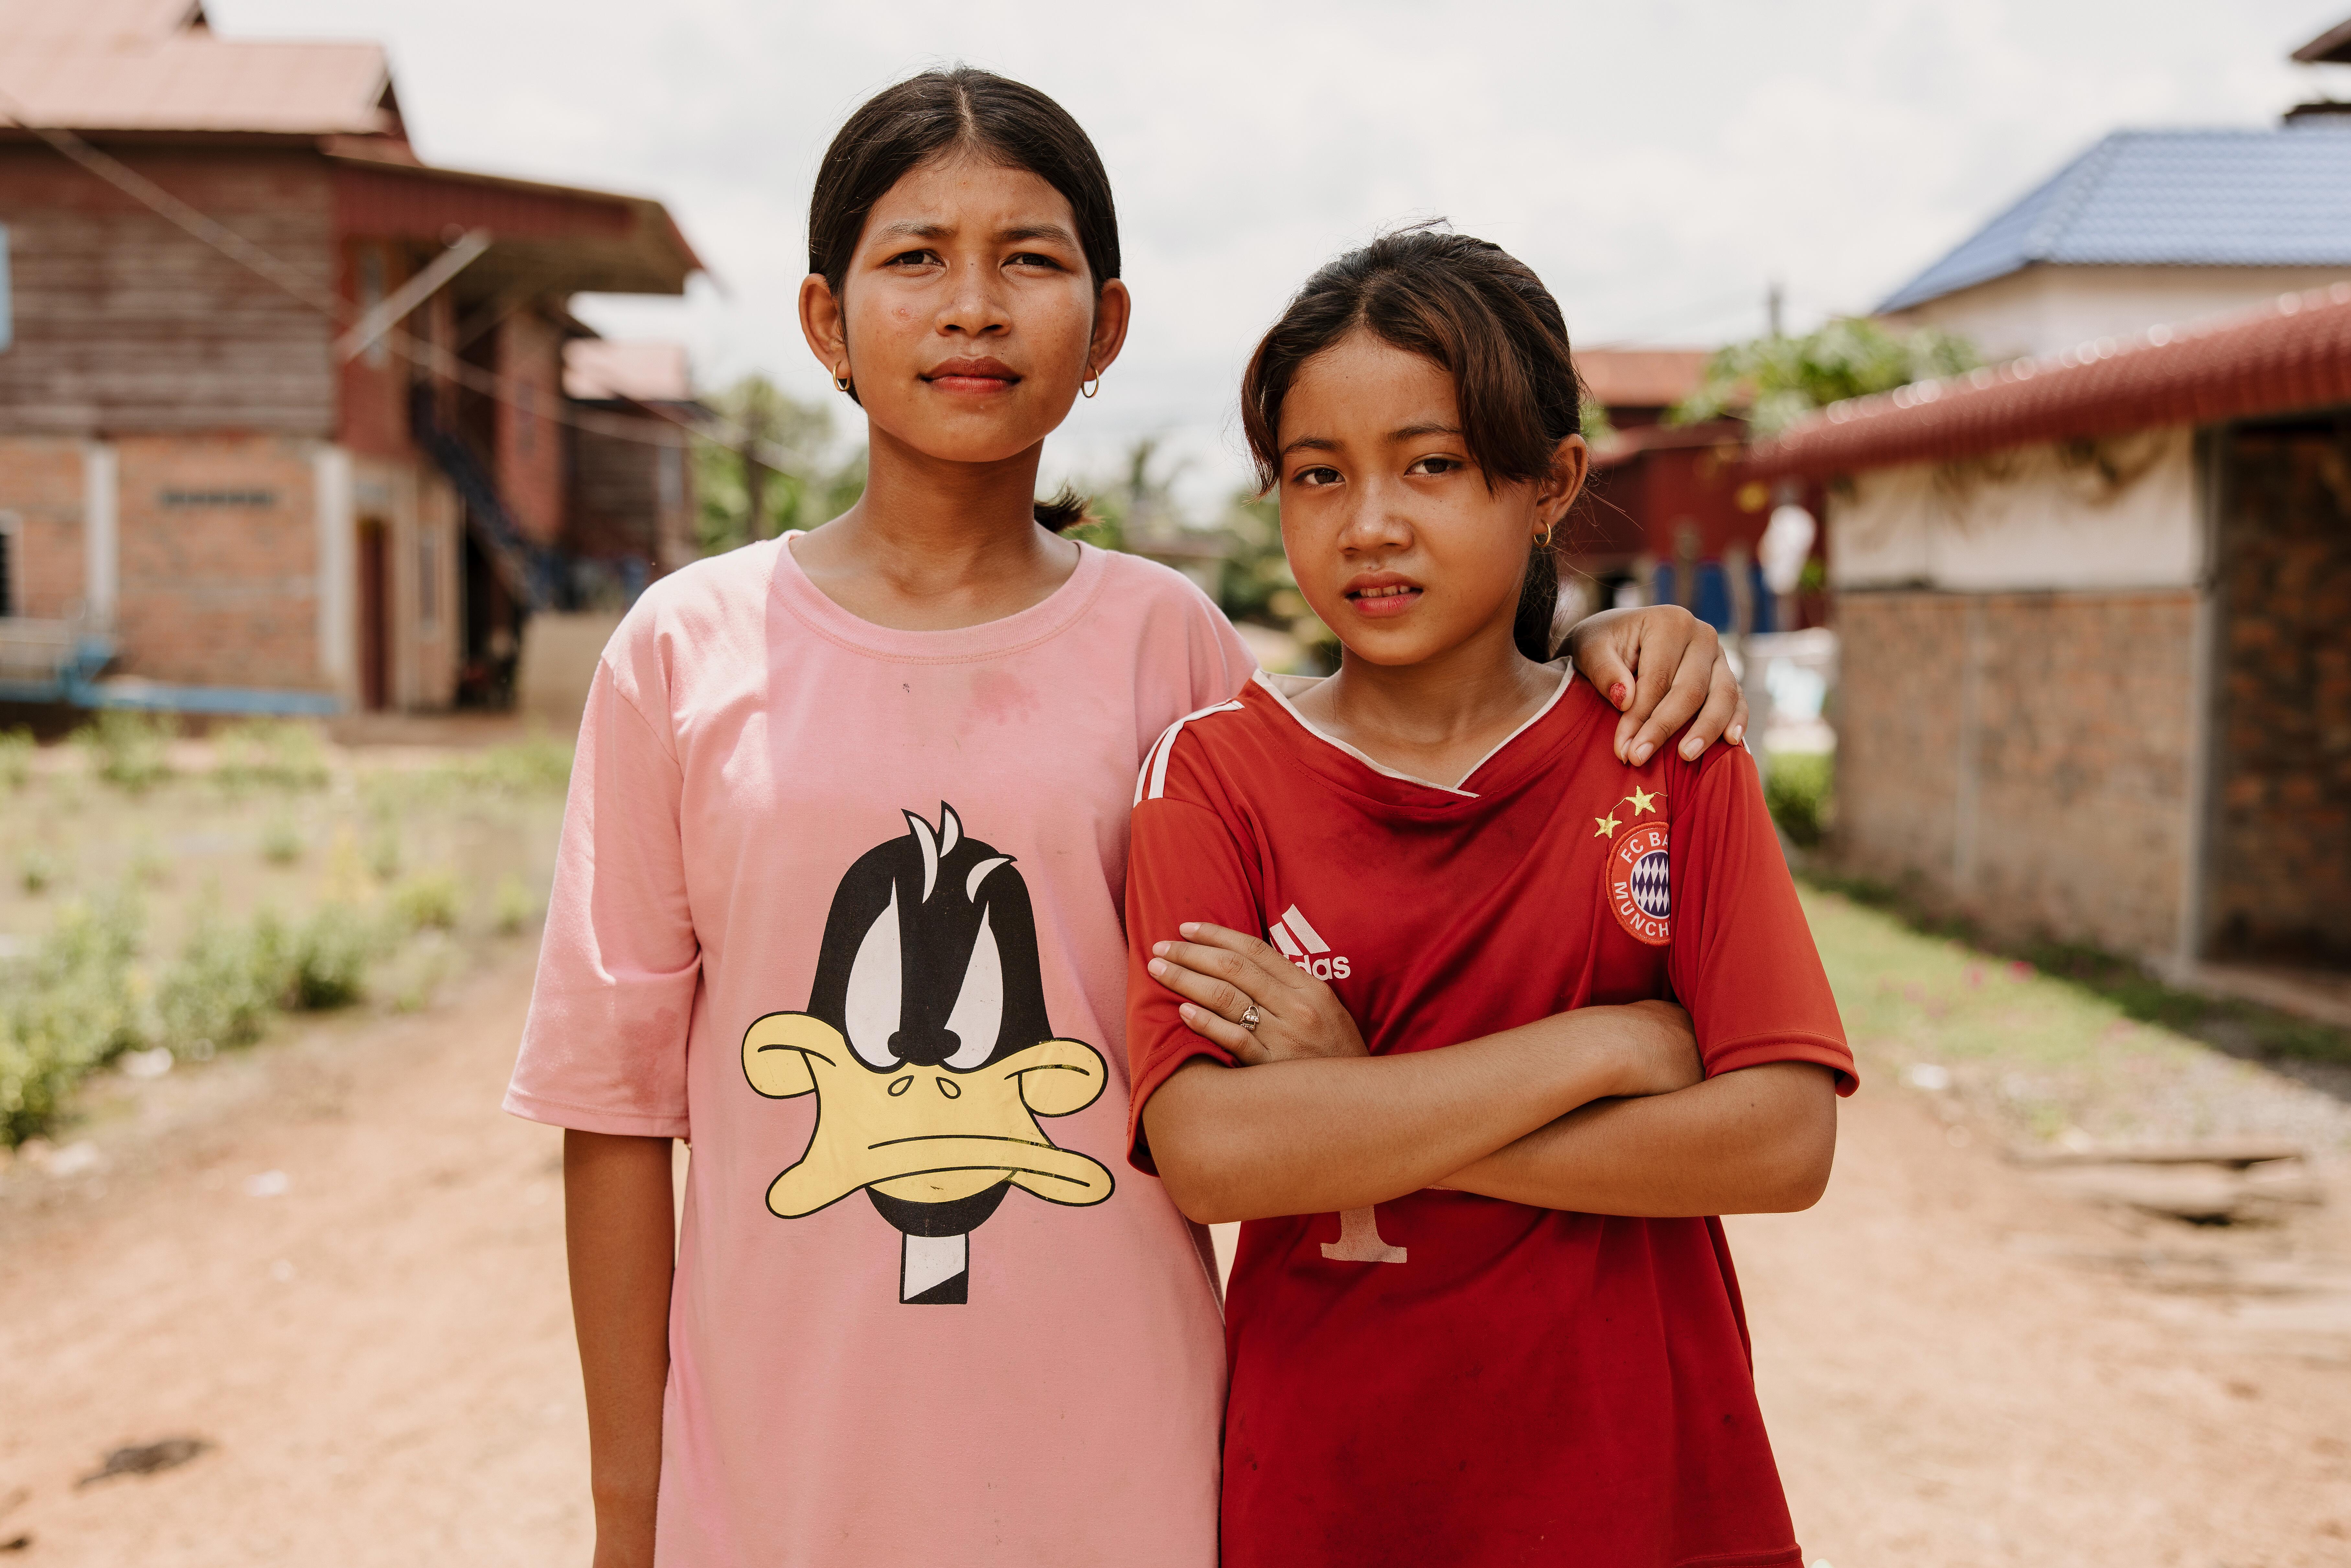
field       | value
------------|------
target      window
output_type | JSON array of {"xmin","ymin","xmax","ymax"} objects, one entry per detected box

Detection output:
[{"xmin": 0, "ymin": 510, "xmax": 19, "ymax": 617}]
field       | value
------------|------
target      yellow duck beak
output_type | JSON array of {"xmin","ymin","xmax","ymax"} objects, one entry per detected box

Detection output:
[{"xmin": 741, "ymin": 1011, "xmax": 1116, "ymax": 1219}]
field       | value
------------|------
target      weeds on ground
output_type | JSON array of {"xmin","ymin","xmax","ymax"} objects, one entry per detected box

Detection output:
[
  {"xmin": 213, "ymin": 720, "xmax": 330, "ymax": 792},
  {"xmin": 74, "ymin": 712, "xmax": 174, "ymax": 793},
  {"xmin": 259, "ymin": 809, "xmax": 304, "ymax": 865},
  {"xmin": 18, "ymin": 846, "xmax": 60, "ymax": 895},
  {"xmin": 0, "ymin": 727, "xmax": 33, "ymax": 791},
  {"xmin": 390, "ymin": 870, "xmax": 462, "ymax": 933},
  {"xmin": 0, "ymin": 892, "xmax": 146, "ymax": 1145},
  {"xmin": 492, "ymin": 871, "xmax": 539, "ymax": 936}
]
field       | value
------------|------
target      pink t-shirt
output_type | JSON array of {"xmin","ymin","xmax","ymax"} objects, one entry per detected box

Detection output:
[{"xmin": 507, "ymin": 536, "xmax": 1253, "ymax": 1566}]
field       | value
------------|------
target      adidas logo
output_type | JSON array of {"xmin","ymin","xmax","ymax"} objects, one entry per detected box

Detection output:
[{"xmin": 1268, "ymin": 904, "xmax": 1352, "ymax": 981}]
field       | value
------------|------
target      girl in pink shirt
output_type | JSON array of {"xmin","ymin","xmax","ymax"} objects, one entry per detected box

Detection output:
[{"xmin": 507, "ymin": 68, "xmax": 1745, "ymax": 1567}]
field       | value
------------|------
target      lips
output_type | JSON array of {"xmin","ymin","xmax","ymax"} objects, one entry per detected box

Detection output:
[
  {"xmin": 923, "ymin": 357, "xmax": 1021, "ymax": 394},
  {"xmin": 1344, "ymin": 575, "xmax": 1424, "ymax": 619}
]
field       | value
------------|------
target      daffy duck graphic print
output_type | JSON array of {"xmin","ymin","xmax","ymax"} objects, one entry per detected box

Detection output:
[{"xmin": 741, "ymin": 804, "xmax": 1115, "ymax": 1304}]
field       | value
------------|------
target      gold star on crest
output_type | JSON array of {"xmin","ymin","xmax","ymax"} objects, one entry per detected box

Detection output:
[
  {"xmin": 1593, "ymin": 812, "xmax": 1622, "ymax": 838},
  {"xmin": 1626, "ymin": 786, "xmax": 1660, "ymax": 817}
]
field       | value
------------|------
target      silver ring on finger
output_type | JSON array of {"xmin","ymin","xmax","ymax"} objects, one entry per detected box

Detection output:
[{"xmin": 1238, "ymin": 1004, "xmax": 1261, "ymax": 1032}]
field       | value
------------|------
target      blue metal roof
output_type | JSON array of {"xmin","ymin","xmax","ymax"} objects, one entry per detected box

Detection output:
[{"xmin": 1876, "ymin": 127, "xmax": 2351, "ymax": 314}]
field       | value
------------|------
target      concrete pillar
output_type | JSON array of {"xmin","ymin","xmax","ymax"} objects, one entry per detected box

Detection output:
[
  {"xmin": 81, "ymin": 440, "xmax": 117, "ymax": 626},
  {"xmin": 314, "ymin": 444, "xmax": 355, "ymax": 699}
]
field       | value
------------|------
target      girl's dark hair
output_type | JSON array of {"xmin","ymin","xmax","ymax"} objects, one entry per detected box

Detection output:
[
  {"xmin": 810, "ymin": 67, "xmax": 1119, "ymax": 534},
  {"xmin": 1239, "ymin": 227, "xmax": 1584, "ymax": 661}
]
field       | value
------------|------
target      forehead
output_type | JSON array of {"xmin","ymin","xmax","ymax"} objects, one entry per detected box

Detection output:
[
  {"xmin": 859, "ymin": 153, "xmax": 1079, "ymax": 246},
  {"xmin": 1280, "ymin": 332, "xmax": 1458, "ymax": 442}
]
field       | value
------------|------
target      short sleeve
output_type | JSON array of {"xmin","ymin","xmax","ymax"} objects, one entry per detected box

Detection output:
[
  {"xmin": 504, "ymin": 657, "xmax": 702, "ymax": 1137},
  {"xmin": 1666, "ymin": 745, "xmax": 1858, "ymax": 1095},
  {"xmin": 1122, "ymin": 757, "xmax": 1264, "ymax": 1173}
]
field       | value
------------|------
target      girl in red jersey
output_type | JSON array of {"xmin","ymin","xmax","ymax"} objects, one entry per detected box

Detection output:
[{"xmin": 1126, "ymin": 228, "xmax": 1858, "ymax": 1568}]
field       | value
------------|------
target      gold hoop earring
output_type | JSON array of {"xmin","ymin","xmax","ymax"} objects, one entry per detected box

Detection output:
[
  {"xmin": 833, "ymin": 373, "xmax": 852, "ymax": 393},
  {"xmin": 1081, "ymin": 370, "xmax": 1101, "ymax": 399},
  {"xmin": 1535, "ymin": 522, "xmax": 1557, "ymax": 548}
]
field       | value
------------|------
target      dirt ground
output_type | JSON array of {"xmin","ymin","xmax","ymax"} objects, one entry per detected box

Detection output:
[{"xmin": 3, "ymin": 944, "xmax": 2348, "ymax": 1566}]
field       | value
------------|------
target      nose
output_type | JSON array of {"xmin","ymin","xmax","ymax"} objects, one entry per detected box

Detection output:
[
  {"xmin": 938, "ymin": 258, "xmax": 1009, "ymax": 339},
  {"xmin": 1340, "ymin": 475, "xmax": 1416, "ymax": 553},
  {"xmin": 889, "ymin": 1024, "xmax": 961, "ymax": 1067}
]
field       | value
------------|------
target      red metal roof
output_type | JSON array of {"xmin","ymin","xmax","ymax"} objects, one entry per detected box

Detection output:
[
  {"xmin": 1747, "ymin": 283, "xmax": 2351, "ymax": 478},
  {"xmin": 1575, "ymin": 347, "xmax": 1714, "ymax": 411}
]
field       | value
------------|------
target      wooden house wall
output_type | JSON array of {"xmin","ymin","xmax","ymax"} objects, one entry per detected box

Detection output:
[
  {"xmin": 496, "ymin": 309, "xmax": 567, "ymax": 546},
  {"xmin": 566, "ymin": 413, "xmax": 692, "ymax": 574},
  {"xmin": 0, "ymin": 146, "xmax": 338, "ymax": 435}
]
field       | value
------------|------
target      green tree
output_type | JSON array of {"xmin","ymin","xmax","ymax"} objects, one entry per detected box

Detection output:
[
  {"xmin": 1672, "ymin": 317, "xmax": 1978, "ymax": 438},
  {"xmin": 693, "ymin": 375, "xmax": 866, "ymax": 554}
]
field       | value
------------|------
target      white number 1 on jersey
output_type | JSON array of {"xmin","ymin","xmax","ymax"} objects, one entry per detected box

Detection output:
[{"xmin": 1321, "ymin": 1206, "xmax": 1407, "ymax": 1264}]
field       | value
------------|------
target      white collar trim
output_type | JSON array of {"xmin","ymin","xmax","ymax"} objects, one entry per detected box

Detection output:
[{"xmin": 1250, "ymin": 661, "xmax": 1576, "ymax": 799}]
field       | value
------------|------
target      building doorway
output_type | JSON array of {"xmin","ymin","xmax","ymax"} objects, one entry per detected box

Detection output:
[{"xmin": 357, "ymin": 518, "xmax": 390, "ymax": 711}]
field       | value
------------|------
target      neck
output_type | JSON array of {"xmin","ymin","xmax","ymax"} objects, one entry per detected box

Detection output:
[
  {"xmin": 1307, "ymin": 621, "xmax": 1557, "ymax": 787},
  {"xmin": 792, "ymin": 422, "xmax": 1078, "ymax": 630}
]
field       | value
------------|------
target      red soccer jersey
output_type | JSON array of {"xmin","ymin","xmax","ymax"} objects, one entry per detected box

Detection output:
[{"xmin": 1125, "ymin": 668, "xmax": 1856, "ymax": 1568}]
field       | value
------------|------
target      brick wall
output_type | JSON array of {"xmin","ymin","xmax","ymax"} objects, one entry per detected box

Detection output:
[
  {"xmin": 0, "ymin": 437, "xmax": 89, "ymax": 618},
  {"xmin": 497, "ymin": 310, "xmax": 568, "ymax": 546},
  {"xmin": 2208, "ymin": 425, "xmax": 2351, "ymax": 961},
  {"xmin": 113, "ymin": 435, "xmax": 321, "ymax": 689},
  {"xmin": 1833, "ymin": 589, "xmax": 2198, "ymax": 959}
]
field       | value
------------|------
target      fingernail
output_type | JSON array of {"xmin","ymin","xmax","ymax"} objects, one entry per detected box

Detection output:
[
  {"xmin": 1148, "ymin": 959, "xmax": 1168, "ymax": 978},
  {"xmin": 1608, "ymin": 681, "xmax": 1629, "ymax": 709},
  {"xmin": 1728, "ymin": 723, "xmax": 1744, "ymax": 744},
  {"xmin": 1178, "ymin": 1003, "xmax": 1197, "ymax": 1020},
  {"xmin": 1153, "ymin": 942, "xmax": 1170, "ymax": 957},
  {"xmin": 1682, "ymin": 737, "xmax": 1702, "ymax": 759},
  {"xmin": 1632, "ymin": 742, "xmax": 1653, "ymax": 765},
  {"xmin": 1179, "ymin": 922, "xmax": 1198, "ymax": 936}
]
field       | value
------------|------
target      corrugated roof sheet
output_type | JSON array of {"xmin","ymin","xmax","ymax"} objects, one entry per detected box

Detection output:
[
  {"xmin": 0, "ymin": 37, "xmax": 392, "ymax": 135},
  {"xmin": 0, "ymin": 0, "xmax": 200, "ymax": 46},
  {"xmin": 1575, "ymin": 347, "xmax": 1712, "ymax": 411},
  {"xmin": 1748, "ymin": 284, "xmax": 2351, "ymax": 478},
  {"xmin": 1876, "ymin": 128, "xmax": 2351, "ymax": 314}
]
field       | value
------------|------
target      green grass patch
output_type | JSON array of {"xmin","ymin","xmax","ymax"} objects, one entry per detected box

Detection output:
[{"xmin": 73, "ymin": 712, "xmax": 175, "ymax": 793}]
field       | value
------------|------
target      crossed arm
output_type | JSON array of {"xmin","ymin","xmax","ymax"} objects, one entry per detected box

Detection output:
[{"xmin": 1138, "ymin": 925, "xmax": 1837, "ymax": 1226}]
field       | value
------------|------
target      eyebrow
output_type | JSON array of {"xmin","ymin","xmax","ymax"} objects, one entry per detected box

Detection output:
[
  {"xmin": 1276, "ymin": 422, "xmax": 1462, "ymax": 460},
  {"xmin": 870, "ymin": 220, "xmax": 1080, "ymax": 246}
]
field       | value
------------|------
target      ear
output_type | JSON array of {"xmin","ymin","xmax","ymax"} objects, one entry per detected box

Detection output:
[
  {"xmin": 1535, "ymin": 432, "xmax": 1590, "ymax": 537},
  {"xmin": 1085, "ymin": 278, "xmax": 1134, "ymax": 382},
  {"xmin": 799, "ymin": 273, "xmax": 850, "ymax": 383}
]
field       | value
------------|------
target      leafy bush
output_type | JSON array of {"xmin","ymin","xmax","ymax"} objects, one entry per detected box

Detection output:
[
  {"xmin": 452, "ymin": 736, "xmax": 574, "ymax": 797},
  {"xmin": 0, "ymin": 726, "xmax": 33, "ymax": 791},
  {"xmin": 391, "ymin": 870, "xmax": 463, "ymax": 933},
  {"xmin": 288, "ymin": 903, "xmax": 374, "ymax": 1010},
  {"xmin": 18, "ymin": 845, "xmax": 60, "ymax": 894},
  {"xmin": 156, "ymin": 910, "xmax": 289, "ymax": 1056},
  {"xmin": 1765, "ymin": 752, "xmax": 1834, "ymax": 850},
  {"xmin": 260, "ymin": 809, "xmax": 304, "ymax": 865},
  {"xmin": 213, "ymin": 719, "xmax": 330, "ymax": 791},
  {"xmin": 74, "ymin": 711, "xmax": 175, "ymax": 792},
  {"xmin": 1, "ymin": 892, "xmax": 150, "ymax": 1146},
  {"xmin": 492, "ymin": 872, "xmax": 539, "ymax": 936}
]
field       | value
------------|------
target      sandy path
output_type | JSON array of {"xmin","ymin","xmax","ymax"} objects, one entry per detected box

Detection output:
[{"xmin": 2, "ymin": 950, "xmax": 2346, "ymax": 1564}]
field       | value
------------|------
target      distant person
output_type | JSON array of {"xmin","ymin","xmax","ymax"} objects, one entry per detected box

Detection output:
[
  {"xmin": 506, "ymin": 72, "xmax": 1745, "ymax": 1566},
  {"xmin": 1130, "ymin": 227, "xmax": 1855, "ymax": 1567}
]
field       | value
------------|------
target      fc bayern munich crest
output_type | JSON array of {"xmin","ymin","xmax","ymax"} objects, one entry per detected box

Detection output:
[{"xmin": 1594, "ymin": 783, "xmax": 1670, "ymax": 946}]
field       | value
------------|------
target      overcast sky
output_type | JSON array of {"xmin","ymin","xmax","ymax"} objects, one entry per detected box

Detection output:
[{"xmin": 223, "ymin": 0, "xmax": 2351, "ymax": 505}]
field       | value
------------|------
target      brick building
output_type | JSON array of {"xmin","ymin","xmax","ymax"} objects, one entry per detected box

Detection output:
[
  {"xmin": 1570, "ymin": 347, "xmax": 1825, "ymax": 631},
  {"xmin": 1751, "ymin": 287, "xmax": 2351, "ymax": 979},
  {"xmin": 0, "ymin": 0, "xmax": 702, "ymax": 712}
]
